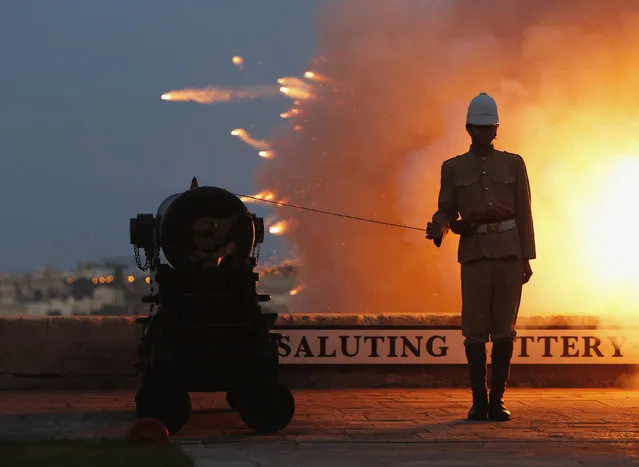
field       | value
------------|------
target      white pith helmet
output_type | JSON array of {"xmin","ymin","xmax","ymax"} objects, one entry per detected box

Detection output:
[{"xmin": 466, "ymin": 92, "xmax": 499, "ymax": 125}]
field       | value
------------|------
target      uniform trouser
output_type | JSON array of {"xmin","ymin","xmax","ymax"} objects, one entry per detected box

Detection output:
[{"xmin": 461, "ymin": 257, "xmax": 523, "ymax": 347}]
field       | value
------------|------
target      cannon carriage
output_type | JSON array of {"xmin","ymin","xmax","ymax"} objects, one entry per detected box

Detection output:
[{"xmin": 129, "ymin": 178, "xmax": 294, "ymax": 435}]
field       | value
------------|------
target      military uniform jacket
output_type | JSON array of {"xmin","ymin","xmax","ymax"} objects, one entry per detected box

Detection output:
[{"xmin": 432, "ymin": 146, "xmax": 536, "ymax": 264}]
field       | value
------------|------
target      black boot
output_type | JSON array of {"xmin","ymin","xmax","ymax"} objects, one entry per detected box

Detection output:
[
  {"xmin": 465, "ymin": 343, "xmax": 488, "ymax": 421},
  {"xmin": 488, "ymin": 341, "xmax": 514, "ymax": 421}
]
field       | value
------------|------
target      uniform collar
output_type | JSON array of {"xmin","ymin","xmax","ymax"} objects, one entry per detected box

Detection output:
[{"xmin": 470, "ymin": 143, "xmax": 494, "ymax": 158}]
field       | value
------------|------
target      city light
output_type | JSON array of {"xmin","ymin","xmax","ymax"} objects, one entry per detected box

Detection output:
[{"xmin": 127, "ymin": 275, "xmax": 135, "ymax": 283}]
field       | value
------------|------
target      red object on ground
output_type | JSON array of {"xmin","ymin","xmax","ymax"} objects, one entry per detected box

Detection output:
[{"xmin": 127, "ymin": 418, "xmax": 170, "ymax": 444}]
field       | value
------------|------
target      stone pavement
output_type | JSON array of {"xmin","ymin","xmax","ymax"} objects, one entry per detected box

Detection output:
[{"xmin": 0, "ymin": 389, "xmax": 637, "ymax": 465}]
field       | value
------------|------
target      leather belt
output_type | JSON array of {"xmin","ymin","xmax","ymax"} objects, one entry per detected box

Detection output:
[{"xmin": 474, "ymin": 218, "xmax": 517, "ymax": 234}]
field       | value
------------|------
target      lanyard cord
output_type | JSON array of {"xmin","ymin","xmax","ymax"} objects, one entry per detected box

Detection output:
[{"xmin": 233, "ymin": 193, "xmax": 426, "ymax": 232}]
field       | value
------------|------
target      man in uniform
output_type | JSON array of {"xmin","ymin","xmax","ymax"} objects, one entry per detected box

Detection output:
[{"xmin": 425, "ymin": 92, "xmax": 536, "ymax": 422}]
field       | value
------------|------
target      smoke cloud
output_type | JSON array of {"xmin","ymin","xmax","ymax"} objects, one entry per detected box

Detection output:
[{"xmin": 256, "ymin": 0, "xmax": 639, "ymax": 322}]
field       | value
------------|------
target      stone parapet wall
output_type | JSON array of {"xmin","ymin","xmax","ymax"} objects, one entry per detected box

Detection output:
[{"xmin": 0, "ymin": 315, "xmax": 635, "ymax": 390}]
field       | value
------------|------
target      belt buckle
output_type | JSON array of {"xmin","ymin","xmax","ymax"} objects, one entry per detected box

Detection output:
[{"xmin": 487, "ymin": 222, "xmax": 499, "ymax": 233}]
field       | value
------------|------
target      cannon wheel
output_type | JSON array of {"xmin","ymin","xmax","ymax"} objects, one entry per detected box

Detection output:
[
  {"xmin": 226, "ymin": 390, "xmax": 241, "ymax": 411},
  {"xmin": 239, "ymin": 383, "xmax": 295, "ymax": 434},
  {"xmin": 135, "ymin": 386, "xmax": 192, "ymax": 435}
]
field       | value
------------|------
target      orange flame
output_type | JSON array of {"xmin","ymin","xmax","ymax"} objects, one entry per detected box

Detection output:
[
  {"xmin": 258, "ymin": 150, "xmax": 275, "ymax": 159},
  {"xmin": 579, "ymin": 156, "xmax": 639, "ymax": 288}
]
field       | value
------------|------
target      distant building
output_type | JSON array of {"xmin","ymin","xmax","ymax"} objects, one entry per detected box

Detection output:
[
  {"xmin": 0, "ymin": 259, "xmax": 297, "ymax": 317},
  {"xmin": 0, "ymin": 262, "xmax": 153, "ymax": 317}
]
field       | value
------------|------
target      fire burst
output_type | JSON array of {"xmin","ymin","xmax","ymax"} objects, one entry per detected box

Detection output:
[
  {"xmin": 580, "ymin": 156, "xmax": 639, "ymax": 285},
  {"xmin": 259, "ymin": 150, "xmax": 274, "ymax": 159},
  {"xmin": 159, "ymin": 1, "xmax": 639, "ymax": 324}
]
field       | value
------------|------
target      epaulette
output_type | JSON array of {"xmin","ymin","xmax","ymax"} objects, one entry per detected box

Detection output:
[{"xmin": 501, "ymin": 150, "xmax": 522, "ymax": 158}]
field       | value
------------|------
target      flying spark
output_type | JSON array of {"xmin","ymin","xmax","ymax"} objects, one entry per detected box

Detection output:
[
  {"xmin": 268, "ymin": 220, "xmax": 290, "ymax": 235},
  {"xmin": 160, "ymin": 85, "xmax": 279, "ymax": 104},
  {"xmin": 303, "ymin": 71, "xmax": 329, "ymax": 82},
  {"xmin": 232, "ymin": 55, "xmax": 244, "ymax": 70},
  {"xmin": 289, "ymin": 284, "xmax": 306, "ymax": 296},
  {"xmin": 230, "ymin": 128, "xmax": 267, "ymax": 149},
  {"xmin": 277, "ymin": 77, "xmax": 315, "ymax": 100},
  {"xmin": 280, "ymin": 108, "xmax": 301, "ymax": 119},
  {"xmin": 240, "ymin": 190, "xmax": 277, "ymax": 204},
  {"xmin": 277, "ymin": 77, "xmax": 310, "ymax": 88}
]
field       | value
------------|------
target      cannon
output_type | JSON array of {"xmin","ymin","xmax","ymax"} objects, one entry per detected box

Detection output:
[{"xmin": 129, "ymin": 177, "xmax": 294, "ymax": 435}]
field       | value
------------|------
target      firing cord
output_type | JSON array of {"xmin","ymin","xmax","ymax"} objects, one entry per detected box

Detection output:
[{"xmin": 233, "ymin": 193, "xmax": 426, "ymax": 232}]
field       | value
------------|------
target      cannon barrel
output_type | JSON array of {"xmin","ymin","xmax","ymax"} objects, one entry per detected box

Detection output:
[{"xmin": 130, "ymin": 185, "xmax": 264, "ymax": 271}]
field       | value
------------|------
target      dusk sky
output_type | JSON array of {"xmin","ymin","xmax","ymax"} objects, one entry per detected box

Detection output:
[{"xmin": 0, "ymin": 0, "xmax": 316, "ymax": 272}]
